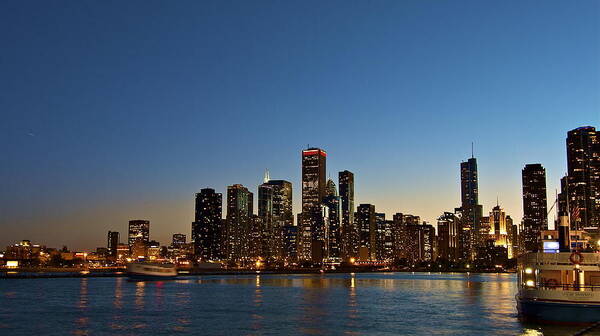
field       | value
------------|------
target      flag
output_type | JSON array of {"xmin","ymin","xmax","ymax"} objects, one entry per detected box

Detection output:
[{"xmin": 571, "ymin": 206, "xmax": 580, "ymax": 222}]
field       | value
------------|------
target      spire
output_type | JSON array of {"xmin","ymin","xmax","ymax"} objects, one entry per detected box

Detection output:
[
  {"xmin": 263, "ymin": 169, "xmax": 270, "ymax": 183},
  {"xmin": 471, "ymin": 141, "xmax": 474, "ymax": 158}
]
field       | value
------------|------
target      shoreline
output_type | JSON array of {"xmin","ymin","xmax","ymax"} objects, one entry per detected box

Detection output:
[{"xmin": 0, "ymin": 267, "xmax": 515, "ymax": 279}]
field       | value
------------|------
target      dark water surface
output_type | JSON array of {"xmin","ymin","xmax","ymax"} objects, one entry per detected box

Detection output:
[{"xmin": 0, "ymin": 272, "xmax": 595, "ymax": 335}]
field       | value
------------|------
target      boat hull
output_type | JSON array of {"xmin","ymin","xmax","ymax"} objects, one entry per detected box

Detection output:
[
  {"xmin": 518, "ymin": 297, "xmax": 600, "ymax": 324},
  {"xmin": 126, "ymin": 262, "xmax": 178, "ymax": 281},
  {"xmin": 127, "ymin": 272, "xmax": 178, "ymax": 281}
]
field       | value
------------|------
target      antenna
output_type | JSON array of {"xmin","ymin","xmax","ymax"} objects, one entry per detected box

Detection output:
[
  {"xmin": 471, "ymin": 142, "xmax": 474, "ymax": 158},
  {"xmin": 263, "ymin": 169, "xmax": 270, "ymax": 183}
]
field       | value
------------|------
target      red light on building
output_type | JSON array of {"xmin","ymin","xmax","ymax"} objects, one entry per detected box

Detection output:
[{"xmin": 302, "ymin": 149, "xmax": 327, "ymax": 157}]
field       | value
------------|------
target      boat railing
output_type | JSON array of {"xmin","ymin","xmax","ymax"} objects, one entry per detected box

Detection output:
[
  {"xmin": 533, "ymin": 283, "xmax": 600, "ymax": 292},
  {"xmin": 520, "ymin": 252, "xmax": 600, "ymax": 266}
]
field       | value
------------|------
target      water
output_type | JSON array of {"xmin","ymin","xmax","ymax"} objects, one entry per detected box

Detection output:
[{"xmin": 0, "ymin": 272, "xmax": 594, "ymax": 335}]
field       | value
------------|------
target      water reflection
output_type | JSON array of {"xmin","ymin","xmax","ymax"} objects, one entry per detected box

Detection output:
[
  {"xmin": 73, "ymin": 278, "xmax": 89, "ymax": 336},
  {"xmin": 134, "ymin": 281, "xmax": 145, "ymax": 309},
  {"xmin": 3, "ymin": 272, "xmax": 595, "ymax": 335}
]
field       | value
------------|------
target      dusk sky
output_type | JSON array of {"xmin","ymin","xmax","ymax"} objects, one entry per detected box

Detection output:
[{"xmin": 1, "ymin": 1, "xmax": 599, "ymax": 250}]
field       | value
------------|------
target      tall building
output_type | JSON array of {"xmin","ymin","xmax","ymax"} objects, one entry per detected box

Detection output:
[
  {"xmin": 437, "ymin": 212, "xmax": 460, "ymax": 262},
  {"xmin": 375, "ymin": 213, "xmax": 386, "ymax": 261},
  {"xmin": 323, "ymin": 179, "xmax": 341, "ymax": 261},
  {"xmin": 258, "ymin": 177, "xmax": 293, "ymax": 261},
  {"xmin": 339, "ymin": 170, "xmax": 356, "ymax": 260},
  {"xmin": 393, "ymin": 213, "xmax": 421, "ymax": 262},
  {"xmin": 172, "ymin": 234, "xmax": 186, "ymax": 248},
  {"xmin": 489, "ymin": 204, "xmax": 508, "ymax": 248},
  {"xmin": 357, "ymin": 204, "xmax": 376, "ymax": 261},
  {"xmin": 128, "ymin": 220, "xmax": 150, "ymax": 252},
  {"xmin": 506, "ymin": 216, "xmax": 518, "ymax": 259},
  {"xmin": 566, "ymin": 126, "xmax": 600, "ymax": 231},
  {"xmin": 300, "ymin": 148, "xmax": 327, "ymax": 263},
  {"xmin": 459, "ymin": 157, "xmax": 483, "ymax": 261},
  {"xmin": 258, "ymin": 182, "xmax": 274, "ymax": 258},
  {"xmin": 107, "ymin": 231, "xmax": 119, "ymax": 258},
  {"xmin": 226, "ymin": 184, "xmax": 253, "ymax": 263},
  {"xmin": 192, "ymin": 188, "xmax": 223, "ymax": 261},
  {"xmin": 521, "ymin": 163, "xmax": 548, "ymax": 252},
  {"xmin": 282, "ymin": 225, "xmax": 298, "ymax": 262}
]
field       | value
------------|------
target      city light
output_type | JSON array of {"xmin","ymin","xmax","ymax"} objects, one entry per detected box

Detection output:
[
  {"xmin": 526, "ymin": 280, "xmax": 535, "ymax": 287},
  {"xmin": 525, "ymin": 268, "xmax": 533, "ymax": 274}
]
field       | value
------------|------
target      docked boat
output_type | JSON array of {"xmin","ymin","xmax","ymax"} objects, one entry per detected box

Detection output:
[
  {"xmin": 126, "ymin": 262, "xmax": 178, "ymax": 280},
  {"xmin": 516, "ymin": 212, "xmax": 600, "ymax": 324}
]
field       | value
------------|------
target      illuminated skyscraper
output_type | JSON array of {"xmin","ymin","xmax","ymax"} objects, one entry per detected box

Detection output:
[
  {"xmin": 437, "ymin": 212, "xmax": 460, "ymax": 262},
  {"xmin": 339, "ymin": 170, "xmax": 356, "ymax": 260},
  {"xmin": 566, "ymin": 126, "xmax": 600, "ymax": 231},
  {"xmin": 489, "ymin": 204, "xmax": 508, "ymax": 248},
  {"xmin": 458, "ymin": 156, "xmax": 483, "ymax": 261},
  {"xmin": 226, "ymin": 184, "xmax": 253, "ymax": 263},
  {"xmin": 192, "ymin": 188, "xmax": 223, "ymax": 261},
  {"xmin": 258, "ymin": 177, "xmax": 293, "ymax": 260},
  {"xmin": 128, "ymin": 220, "xmax": 149, "ymax": 251},
  {"xmin": 521, "ymin": 163, "xmax": 548, "ymax": 252},
  {"xmin": 375, "ymin": 213, "xmax": 386, "ymax": 261},
  {"xmin": 172, "ymin": 233, "xmax": 186, "ymax": 248},
  {"xmin": 357, "ymin": 204, "xmax": 376, "ymax": 261},
  {"xmin": 300, "ymin": 148, "xmax": 327, "ymax": 263},
  {"xmin": 107, "ymin": 231, "xmax": 119, "ymax": 258},
  {"xmin": 323, "ymin": 179, "xmax": 341, "ymax": 261}
]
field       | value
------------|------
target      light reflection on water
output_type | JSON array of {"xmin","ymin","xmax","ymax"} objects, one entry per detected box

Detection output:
[{"xmin": 0, "ymin": 272, "xmax": 590, "ymax": 335}]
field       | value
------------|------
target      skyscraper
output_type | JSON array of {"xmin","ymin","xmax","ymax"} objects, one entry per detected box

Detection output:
[
  {"xmin": 459, "ymin": 156, "xmax": 483, "ymax": 261},
  {"xmin": 128, "ymin": 220, "xmax": 150, "ymax": 251},
  {"xmin": 226, "ymin": 184, "xmax": 253, "ymax": 263},
  {"xmin": 172, "ymin": 233, "xmax": 186, "ymax": 248},
  {"xmin": 437, "ymin": 212, "xmax": 460, "ymax": 262},
  {"xmin": 339, "ymin": 170, "xmax": 356, "ymax": 260},
  {"xmin": 300, "ymin": 147, "xmax": 327, "ymax": 263},
  {"xmin": 192, "ymin": 188, "xmax": 223, "ymax": 261},
  {"xmin": 258, "ymin": 177, "xmax": 293, "ymax": 261},
  {"xmin": 323, "ymin": 179, "xmax": 341, "ymax": 261},
  {"xmin": 521, "ymin": 163, "xmax": 548, "ymax": 252},
  {"xmin": 375, "ymin": 213, "xmax": 386, "ymax": 261},
  {"xmin": 107, "ymin": 231, "xmax": 119, "ymax": 258},
  {"xmin": 489, "ymin": 204, "xmax": 508, "ymax": 248},
  {"xmin": 357, "ymin": 204, "xmax": 376, "ymax": 261},
  {"xmin": 566, "ymin": 126, "xmax": 600, "ymax": 231}
]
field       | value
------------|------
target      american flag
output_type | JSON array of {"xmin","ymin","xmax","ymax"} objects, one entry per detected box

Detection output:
[{"xmin": 572, "ymin": 206, "xmax": 580, "ymax": 221}]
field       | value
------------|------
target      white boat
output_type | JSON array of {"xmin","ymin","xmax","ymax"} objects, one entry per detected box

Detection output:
[
  {"xmin": 126, "ymin": 262, "xmax": 178, "ymax": 280},
  {"xmin": 517, "ymin": 251, "xmax": 600, "ymax": 324},
  {"xmin": 516, "ymin": 212, "xmax": 600, "ymax": 324}
]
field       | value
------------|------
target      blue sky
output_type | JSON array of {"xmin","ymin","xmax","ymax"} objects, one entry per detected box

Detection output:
[{"xmin": 1, "ymin": 0, "xmax": 599, "ymax": 250}]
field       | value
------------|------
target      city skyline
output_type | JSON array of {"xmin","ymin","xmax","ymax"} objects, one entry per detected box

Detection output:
[{"xmin": 2, "ymin": 1, "xmax": 599, "ymax": 250}]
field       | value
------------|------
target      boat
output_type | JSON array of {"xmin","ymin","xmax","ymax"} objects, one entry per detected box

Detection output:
[
  {"xmin": 126, "ymin": 262, "xmax": 178, "ymax": 281},
  {"xmin": 516, "ymin": 211, "xmax": 600, "ymax": 324}
]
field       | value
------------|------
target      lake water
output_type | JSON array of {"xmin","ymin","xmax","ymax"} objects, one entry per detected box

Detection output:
[{"xmin": 0, "ymin": 272, "xmax": 593, "ymax": 335}]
